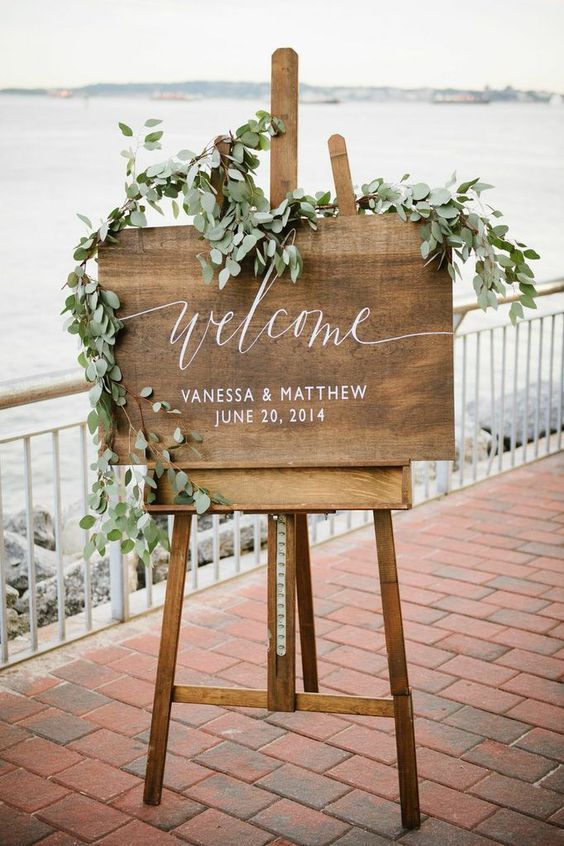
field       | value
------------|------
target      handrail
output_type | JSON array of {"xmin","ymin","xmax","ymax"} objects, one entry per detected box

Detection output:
[
  {"xmin": 0, "ymin": 369, "xmax": 88, "ymax": 411},
  {"xmin": 0, "ymin": 278, "xmax": 562, "ymax": 412},
  {"xmin": 453, "ymin": 277, "xmax": 564, "ymax": 315}
]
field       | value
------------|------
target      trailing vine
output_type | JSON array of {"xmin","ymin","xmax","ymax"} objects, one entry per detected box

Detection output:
[{"xmin": 63, "ymin": 110, "xmax": 540, "ymax": 563}]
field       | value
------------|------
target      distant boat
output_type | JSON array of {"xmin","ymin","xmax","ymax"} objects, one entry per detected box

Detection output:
[
  {"xmin": 300, "ymin": 95, "xmax": 341, "ymax": 104},
  {"xmin": 151, "ymin": 91, "xmax": 201, "ymax": 102},
  {"xmin": 433, "ymin": 92, "xmax": 490, "ymax": 104},
  {"xmin": 47, "ymin": 89, "xmax": 73, "ymax": 99}
]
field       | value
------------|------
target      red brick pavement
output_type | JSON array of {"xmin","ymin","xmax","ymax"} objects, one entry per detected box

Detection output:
[{"xmin": 0, "ymin": 453, "xmax": 563, "ymax": 845}]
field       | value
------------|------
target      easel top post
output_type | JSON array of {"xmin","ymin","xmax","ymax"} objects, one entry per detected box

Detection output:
[
  {"xmin": 328, "ymin": 134, "xmax": 357, "ymax": 216},
  {"xmin": 270, "ymin": 48, "xmax": 299, "ymax": 207}
]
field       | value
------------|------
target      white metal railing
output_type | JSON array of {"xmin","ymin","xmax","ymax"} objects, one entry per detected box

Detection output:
[
  {"xmin": 0, "ymin": 280, "xmax": 563, "ymax": 667},
  {"xmin": 411, "ymin": 307, "xmax": 564, "ymax": 502}
]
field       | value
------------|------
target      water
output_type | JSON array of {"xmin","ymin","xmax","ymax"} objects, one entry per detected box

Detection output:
[{"xmin": 0, "ymin": 95, "xmax": 563, "ymax": 509}]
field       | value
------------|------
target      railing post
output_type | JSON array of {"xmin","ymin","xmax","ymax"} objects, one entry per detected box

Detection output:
[
  {"xmin": 0, "ymin": 456, "xmax": 9, "ymax": 664},
  {"xmin": 109, "ymin": 540, "xmax": 128, "ymax": 622},
  {"xmin": 109, "ymin": 465, "xmax": 128, "ymax": 622},
  {"xmin": 23, "ymin": 437, "xmax": 38, "ymax": 652},
  {"xmin": 435, "ymin": 461, "xmax": 451, "ymax": 496}
]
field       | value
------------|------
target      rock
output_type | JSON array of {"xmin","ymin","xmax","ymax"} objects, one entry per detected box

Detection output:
[
  {"xmin": 412, "ymin": 462, "xmax": 437, "ymax": 486},
  {"xmin": 5, "ymin": 607, "xmax": 28, "ymax": 639},
  {"xmin": 137, "ymin": 514, "xmax": 267, "ymax": 587},
  {"xmin": 4, "ymin": 506, "xmax": 55, "ymax": 550},
  {"xmin": 1, "ymin": 585, "xmax": 27, "ymax": 640},
  {"xmin": 61, "ymin": 502, "xmax": 87, "ymax": 557},
  {"xmin": 5, "ymin": 583, "xmax": 19, "ymax": 609},
  {"xmin": 3, "ymin": 531, "xmax": 57, "ymax": 593},
  {"xmin": 191, "ymin": 514, "xmax": 266, "ymax": 566},
  {"xmin": 467, "ymin": 381, "xmax": 563, "ymax": 450},
  {"xmin": 196, "ymin": 513, "xmax": 234, "ymax": 532},
  {"xmin": 145, "ymin": 545, "xmax": 169, "ymax": 585},
  {"xmin": 16, "ymin": 556, "xmax": 111, "ymax": 628},
  {"xmin": 453, "ymin": 415, "xmax": 493, "ymax": 470}
]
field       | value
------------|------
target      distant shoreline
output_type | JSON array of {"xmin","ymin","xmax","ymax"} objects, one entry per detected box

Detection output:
[{"xmin": 1, "ymin": 80, "xmax": 560, "ymax": 104}]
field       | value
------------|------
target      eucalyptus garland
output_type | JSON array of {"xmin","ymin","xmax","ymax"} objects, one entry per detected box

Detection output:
[{"xmin": 63, "ymin": 110, "xmax": 540, "ymax": 564}]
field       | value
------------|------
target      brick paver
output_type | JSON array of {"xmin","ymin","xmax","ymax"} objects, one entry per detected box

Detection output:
[
  {"xmin": 0, "ymin": 768, "xmax": 69, "ymax": 812},
  {"xmin": 0, "ymin": 453, "xmax": 562, "ymax": 844},
  {"xmin": 36, "ymin": 793, "xmax": 129, "ymax": 842},
  {"xmin": 52, "ymin": 758, "xmax": 141, "ymax": 802}
]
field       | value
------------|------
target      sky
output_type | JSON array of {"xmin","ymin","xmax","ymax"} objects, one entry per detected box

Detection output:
[{"xmin": 1, "ymin": 0, "xmax": 563, "ymax": 92}]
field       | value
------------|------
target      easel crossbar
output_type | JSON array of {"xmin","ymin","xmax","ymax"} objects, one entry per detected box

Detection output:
[{"xmin": 172, "ymin": 685, "xmax": 394, "ymax": 717}]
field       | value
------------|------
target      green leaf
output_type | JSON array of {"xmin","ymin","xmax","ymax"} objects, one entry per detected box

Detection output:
[
  {"xmin": 102, "ymin": 290, "xmax": 120, "ymax": 309},
  {"xmin": 509, "ymin": 301, "xmax": 524, "ymax": 325},
  {"xmin": 457, "ymin": 177, "xmax": 479, "ymax": 194},
  {"xmin": 130, "ymin": 210, "xmax": 147, "ymax": 227},
  {"xmin": 83, "ymin": 539, "xmax": 96, "ymax": 559},
  {"xmin": 226, "ymin": 257, "xmax": 241, "ymax": 276},
  {"xmin": 89, "ymin": 383, "xmax": 103, "ymax": 405},
  {"xmin": 144, "ymin": 118, "xmax": 162, "ymax": 127},
  {"xmin": 144, "ymin": 130, "xmax": 163, "ymax": 143},
  {"xmin": 194, "ymin": 490, "xmax": 211, "ymax": 515},
  {"xmin": 174, "ymin": 491, "xmax": 194, "ymax": 505},
  {"xmin": 77, "ymin": 213, "xmax": 92, "ymax": 229},
  {"xmin": 218, "ymin": 268, "xmax": 230, "ymax": 289},
  {"xmin": 429, "ymin": 188, "xmax": 451, "ymax": 206},
  {"xmin": 206, "ymin": 224, "xmax": 225, "ymax": 241},
  {"xmin": 472, "ymin": 182, "xmax": 494, "ymax": 194},
  {"xmin": 240, "ymin": 130, "xmax": 259, "ymax": 147},
  {"xmin": 173, "ymin": 427, "xmax": 184, "ymax": 444},
  {"xmin": 79, "ymin": 514, "xmax": 96, "ymax": 530},
  {"xmin": 118, "ymin": 122, "xmax": 133, "ymax": 137},
  {"xmin": 435, "ymin": 204, "xmax": 459, "ymax": 220},
  {"xmin": 140, "ymin": 386, "xmax": 153, "ymax": 398},
  {"xmin": 201, "ymin": 192, "xmax": 216, "ymax": 214},
  {"xmin": 135, "ymin": 431, "xmax": 148, "ymax": 450},
  {"xmin": 146, "ymin": 163, "xmax": 165, "ymax": 177},
  {"xmin": 202, "ymin": 262, "xmax": 213, "ymax": 284},
  {"xmin": 87, "ymin": 410, "xmax": 99, "ymax": 434},
  {"xmin": 412, "ymin": 183, "xmax": 430, "ymax": 201}
]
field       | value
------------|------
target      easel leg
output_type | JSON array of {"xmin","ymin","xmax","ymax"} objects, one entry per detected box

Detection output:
[
  {"xmin": 267, "ymin": 514, "xmax": 296, "ymax": 712},
  {"xmin": 373, "ymin": 510, "xmax": 420, "ymax": 830},
  {"xmin": 144, "ymin": 514, "xmax": 192, "ymax": 805},
  {"xmin": 295, "ymin": 514, "xmax": 318, "ymax": 692}
]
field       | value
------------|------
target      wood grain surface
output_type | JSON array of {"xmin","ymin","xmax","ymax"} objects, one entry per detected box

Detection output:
[
  {"xmin": 144, "ymin": 464, "xmax": 411, "ymax": 512},
  {"xmin": 100, "ymin": 214, "xmax": 454, "ymax": 468}
]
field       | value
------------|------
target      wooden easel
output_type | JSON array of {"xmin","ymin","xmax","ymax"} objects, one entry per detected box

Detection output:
[{"xmin": 142, "ymin": 48, "xmax": 420, "ymax": 831}]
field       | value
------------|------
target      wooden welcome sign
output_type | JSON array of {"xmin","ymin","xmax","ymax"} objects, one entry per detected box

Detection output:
[
  {"xmin": 100, "ymin": 49, "xmax": 457, "ymax": 831},
  {"xmin": 100, "ymin": 192, "xmax": 453, "ymax": 512},
  {"xmin": 103, "ymin": 217, "xmax": 454, "ymax": 463}
]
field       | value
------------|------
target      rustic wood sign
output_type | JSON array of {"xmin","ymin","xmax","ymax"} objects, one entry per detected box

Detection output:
[{"xmin": 100, "ymin": 215, "xmax": 454, "ymax": 470}]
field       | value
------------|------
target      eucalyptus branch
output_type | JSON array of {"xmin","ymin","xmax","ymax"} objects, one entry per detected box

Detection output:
[{"xmin": 65, "ymin": 111, "xmax": 539, "ymax": 563}]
